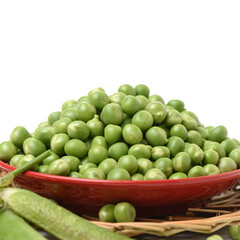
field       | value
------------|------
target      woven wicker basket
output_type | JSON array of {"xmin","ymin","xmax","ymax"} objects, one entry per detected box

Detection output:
[{"xmin": 1, "ymin": 169, "xmax": 240, "ymax": 238}]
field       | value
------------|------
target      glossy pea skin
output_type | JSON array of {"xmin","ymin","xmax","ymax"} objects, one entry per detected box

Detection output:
[
  {"xmin": 202, "ymin": 149, "xmax": 219, "ymax": 165},
  {"xmin": 48, "ymin": 111, "xmax": 61, "ymax": 126},
  {"xmin": 88, "ymin": 145, "xmax": 108, "ymax": 165},
  {"xmin": 167, "ymin": 136, "xmax": 185, "ymax": 157},
  {"xmin": 122, "ymin": 124, "xmax": 143, "ymax": 145},
  {"xmin": 220, "ymin": 138, "xmax": 238, "ymax": 156},
  {"xmin": 229, "ymin": 148, "xmax": 240, "ymax": 168},
  {"xmin": 128, "ymin": 144, "xmax": 151, "ymax": 159},
  {"xmin": 100, "ymin": 103, "xmax": 124, "ymax": 125},
  {"xmin": 208, "ymin": 125, "xmax": 228, "ymax": 143},
  {"xmin": 109, "ymin": 92, "xmax": 126, "ymax": 105},
  {"xmin": 118, "ymin": 155, "xmax": 138, "ymax": 175},
  {"xmin": 228, "ymin": 225, "xmax": 240, "ymax": 240},
  {"xmin": 203, "ymin": 141, "xmax": 226, "ymax": 159},
  {"xmin": 135, "ymin": 84, "xmax": 150, "ymax": 98},
  {"xmin": 132, "ymin": 110, "xmax": 153, "ymax": 131},
  {"xmin": 104, "ymin": 124, "xmax": 122, "ymax": 145},
  {"xmin": 9, "ymin": 154, "xmax": 24, "ymax": 167},
  {"xmin": 131, "ymin": 173, "xmax": 144, "ymax": 180},
  {"xmin": 169, "ymin": 172, "xmax": 188, "ymax": 179},
  {"xmin": 69, "ymin": 171, "xmax": 84, "ymax": 178},
  {"xmin": 38, "ymin": 165, "xmax": 49, "ymax": 174},
  {"xmin": 181, "ymin": 110, "xmax": 200, "ymax": 125},
  {"xmin": 23, "ymin": 138, "xmax": 46, "ymax": 157},
  {"xmin": 186, "ymin": 130, "xmax": 203, "ymax": 147},
  {"xmin": 91, "ymin": 136, "xmax": 108, "ymax": 149},
  {"xmin": 172, "ymin": 152, "xmax": 191, "ymax": 173},
  {"xmin": 166, "ymin": 99, "xmax": 185, "ymax": 112},
  {"xmin": 144, "ymin": 168, "xmax": 167, "ymax": 180},
  {"xmin": 207, "ymin": 235, "xmax": 223, "ymax": 240},
  {"xmin": 136, "ymin": 95, "xmax": 149, "ymax": 110},
  {"xmin": 54, "ymin": 117, "xmax": 72, "ymax": 134},
  {"xmin": 62, "ymin": 99, "xmax": 77, "ymax": 111},
  {"xmin": 146, "ymin": 126, "xmax": 168, "ymax": 147},
  {"xmin": 203, "ymin": 164, "xmax": 220, "ymax": 176},
  {"xmin": 88, "ymin": 90, "xmax": 109, "ymax": 111},
  {"xmin": 145, "ymin": 101, "xmax": 166, "ymax": 124},
  {"xmin": 181, "ymin": 116, "xmax": 198, "ymax": 131},
  {"xmin": 61, "ymin": 156, "xmax": 81, "ymax": 172},
  {"xmin": 188, "ymin": 166, "xmax": 206, "ymax": 178},
  {"xmin": 67, "ymin": 120, "xmax": 90, "ymax": 141},
  {"xmin": 33, "ymin": 127, "xmax": 55, "ymax": 148},
  {"xmin": 163, "ymin": 109, "xmax": 182, "ymax": 128},
  {"xmin": 48, "ymin": 159, "xmax": 70, "ymax": 176},
  {"xmin": 114, "ymin": 202, "xmax": 136, "ymax": 222},
  {"xmin": 148, "ymin": 94, "xmax": 164, "ymax": 103},
  {"xmin": 83, "ymin": 168, "xmax": 105, "ymax": 179},
  {"xmin": 184, "ymin": 143, "xmax": 204, "ymax": 165},
  {"xmin": 108, "ymin": 142, "xmax": 129, "ymax": 161},
  {"xmin": 98, "ymin": 158, "xmax": 118, "ymax": 175},
  {"xmin": 76, "ymin": 102, "xmax": 97, "ymax": 122},
  {"xmin": 151, "ymin": 146, "xmax": 170, "ymax": 161},
  {"xmin": 64, "ymin": 139, "xmax": 88, "ymax": 159},
  {"xmin": 99, "ymin": 204, "xmax": 116, "ymax": 223},
  {"xmin": 87, "ymin": 115, "xmax": 104, "ymax": 138},
  {"xmin": 170, "ymin": 124, "xmax": 188, "ymax": 141},
  {"xmin": 18, "ymin": 154, "xmax": 38, "ymax": 171},
  {"xmin": 154, "ymin": 158, "xmax": 173, "ymax": 177},
  {"xmin": 217, "ymin": 157, "xmax": 237, "ymax": 173},
  {"xmin": 121, "ymin": 96, "xmax": 141, "ymax": 116},
  {"xmin": 79, "ymin": 163, "xmax": 97, "ymax": 175},
  {"xmin": 196, "ymin": 127, "xmax": 209, "ymax": 140},
  {"xmin": 43, "ymin": 152, "xmax": 60, "ymax": 165},
  {"xmin": 107, "ymin": 168, "xmax": 131, "ymax": 180},
  {"xmin": 137, "ymin": 158, "xmax": 153, "ymax": 175},
  {"xmin": 10, "ymin": 126, "xmax": 31, "ymax": 149},
  {"xmin": 0, "ymin": 141, "xmax": 17, "ymax": 162},
  {"xmin": 50, "ymin": 133, "xmax": 70, "ymax": 155},
  {"xmin": 118, "ymin": 84, "xmax": 136, "ymax": 96},
  {"xmin": 60, "ymin": 107, "xmax": 78, "ymax": 121}
]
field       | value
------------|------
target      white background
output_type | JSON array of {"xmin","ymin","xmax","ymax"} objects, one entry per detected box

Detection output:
[{"xmin": 0, "ymin": 0, "xmax": 240, "ymax": 142}]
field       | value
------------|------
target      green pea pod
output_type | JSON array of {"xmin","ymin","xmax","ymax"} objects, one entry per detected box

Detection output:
[
  {"xmin": 0, "ymin": 207, "xmax": 47, "ymax": 240},
  {"xmin": 0, "ymin": 188, "xmax": 133, "ymax": 240}
]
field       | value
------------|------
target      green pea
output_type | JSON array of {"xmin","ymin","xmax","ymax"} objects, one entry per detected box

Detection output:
[
  {"xmin": 122, "ymin": 124, "xmax": 143, "ymax": 145},
  {"xmin": 148, "ymin": 94, "xmax": 164, "ymax": 103},
  {"xmin": 118, "ymin": 84, "xmax": 136, "ymax": 96},
  {"xmin": 38, "ymin": 165, "xmax": 49, "ymax": 174},
  {"xmin": 208, "ymin": 125, "xmax": 228, "ymax": 142},
  {"xmin": 54, "ymin": 117, "xmax": 72, "ymax": 134},
  {"xmin": 144, "ymin": 168, "xmax": 167, "ymax": 180},
  {"xmin": 88, "ymin": 87, "xmax": 105, "ymax": 95},
  {"xmin": 203, "ymin": 141, "xmax": 226, "ymax": 158},
  {"xmin": 51, "ymin": 133, "xmax": 70, "ymax": 155},
  {"xmin": 166, "ymin": 99, "xmax": 185, "ymax": 112},
  {"xmin": 232, "ymin": 139, "xmax": 240, "ymax": 146},
  {"xmin": 186, "ymin": 130, "xmax": 203, "ymax": 147},
  {"xmin": 77, "ymin": 96, "xmax": 90, "ymax": 103},
  {"xmin": 108, "ymin": 142, "xmax": 129, "ymax": 161},
  {"xmin": 60, "ymin": 107, "xmax": 78, "ymax": 121},
  {"xmin": 43, "ymin": 152, "xmax": 60, "ymax": 165},
  {"xmin": 100, "ymin": 103, "xmax": 124, "ymax": 125},
  {"xmin": 207, "ymin": 235, "xmax": 223, "ymax": 240},
  {"xmin": 118, "ymin": 155, "xmax": 138, "ymax": 175},
  {"xmin": 48, "ymin": 111, "xmax": 61, "ymax": 126},
  {"xmin": 10, "ymin": 126, "xmax": 31, "ymax": 149},
  {"xmin": 170, "ymin": 124, "xmax": 188, "ymax": 141},
  {"xmin": 0, "ymin": 141, "xmax": 17, "ymax": 162},
  {"xmin": 62, "ymin": 99, "xmax": 77, "ymax": 111},
  {"xmin": 79, "ymin": 163, "xmax": 97, "ymax": 175},
  {"xmin": 38, "ymin": 121, "xmax": 50, "ymax": 128},
  {"xmin": 67, "ymin": 120, "xmax": 90, "ymax": 141},
  {"xmin": 203, "ymin": 164, "xmax": 220, "ymax": 176},
  {"xmin": 61, "ymin": 156, "xmax": 81, "ymax": 172},
  {"xmin": 18, "ymin": 154, "xmax": 38, "ymax": 171},
  {"xmin": 163, "ymin": 109, "xmax": 182, "ymax": 128},
  {"xmin": 120, "ymin": 116, "xmax": 132, "ymax": 129},
  {"xmin": 188, "ymin": 166, "xmax": 206, "ymax": 178},
  {"xmin": 69, "ymin": 171, "xmax": 84, "ymax": 178},
  {"xmin": 228, "ymin": 225, "xmax": 240, "ymax": 240},
  {"xmin": 135, "ymin": 95, "xmax": 149, "ymax": 110},
  {"xmin": 196, "ymin": 126, "xmax": 209, "ymax": 140},
  {"xmin": 114, "ymin": 202, "xmax": 136, "ymax": 222},
  {"xmin": 181, "ymin": 116, "xmax": 198, "ymax": 130},
  {"xmin": 151, "ymin": 146, "xmax": 170, "ymax": 161},
  {"xmin": 146, "ymin": 126, "xmax": 168, "ymax": 147},
  {"xmin": 169, "ymin": 172, "xmax": 188, "ymax": 179},
  {"xmin": 229, "ymin": 148, "xmax": 240, "ymax": 168},
  {"xmin": 104, "ymin": 124, "xmax": 122, "ymax": 145},
  {"xmin": 88, "ymin": 145, "xmax": 108, "ymax": 165},
  {"xmin": 98, "ymin": 158, "xmax": 118, "ymax": 175},
  {"xmin": 9, "ymin": 154, "xmax": 24, "ymax": 167},
  {"xmin": 84, "ymin": 168, "xmax": 105, "ymax": 179},
  {"xmin": 154, "ymin": 158, "xmax": 173, "ymax": 177},
  {"xmin": 91, "ymin": 136, "xmax": 108, "ymax": 149},
  {"xmin": 184, "ymin": 143, "xmax": 204, "ymax": 165},
  {"xmin": 33, "ymin": 127, "xmax": 55, "ymax": 148},
  {"xmin": 23, "ymin": 137, "xmax": 46, "ymax": 157},
  {"xmin": 121, "ymin": 96, "xmax": 141, "ymax": 116},
  {"xmin": 131, "ymin": 173, "xmax": 144, "ymax": 180},
  {"xmin": 181, "ymin": 110, "xmax": 200, "ymax": 125},
  {"xmin": 132, "ymin": 110, "xmax": 153, "ymax": 131},
  {"xmin": 202, "ymin": 149, "xmax": 219, "ymax": 165},
  {"xmin": 135, "ymin": 84, "xmax": 150, "ymax": 97},
  {"xmin": 128, "ymin": 144, "xmax": 151, "ymax": 159},
  {"xmin": 88, "ymin": 90, "xmax": 109, "ymax": 111},
  {"xmin": 76, "ymin": 102, "xmax": 97, "ymax": 122},
  {"xmin": 220, "ymin": 138, "xmax": 238, "ymax": 156},
  {"xmin": 109, "ymin": 92, "xmax": 126, "ymax": 105},
  {"xmin": 137, "ymin": 158, "xmax": 153, "ymax": 175},
  {"xmin": 64, "ymin": 139, "xmax": 88, "ymax": 159},
  {"xmin": 145, "ymin": 101, "xmax": 166, "ymax": 124},
  {"xmin": 99, "ymin": 204, "xmax": 116, "ymax": 223},
  {"xmin": 167, "ymin": 136, "xmax": 185, "ymax": 157},
  {"xmin": 48, "ymin": 159, "xmax": 70, "ymax": 176},
  {"xmin": 218, "ymin": 157, "xmax": 237, "ymax": 173},
  {"xmin": 107, "ymin": 168, "xmax": 131, "ymax": 180},
  {"xmin": 172, "ymin": 152, "xmax": 191, "ymax": 173},
  {"xmin": 85, "ymin": 115, "xmax": 104, "ymax": 138}
]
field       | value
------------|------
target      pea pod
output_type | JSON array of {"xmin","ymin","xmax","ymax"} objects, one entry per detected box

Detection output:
[
  {"xmin": 0, "ymin": 188, "xmax": 132, "ymax": 240},
  {"xmin": 0, "ymin": 207, "xmax": 47, "ymax": 240}
]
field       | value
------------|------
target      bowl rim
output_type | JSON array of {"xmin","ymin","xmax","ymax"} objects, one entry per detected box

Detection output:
[{"xmin": 1, "ymin": 160, "xmax": 240, "ymax": 186}]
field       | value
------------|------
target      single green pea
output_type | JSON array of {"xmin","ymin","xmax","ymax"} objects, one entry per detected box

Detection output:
[
  {"xmin": 118, "ymin": 155, "xmax": 138, "ymax": 175},
  {"xmin": 69, "ymin": 171, "xmax": 84, "ymax": 178},
  {"xmin": 228, "ymin": 225, "xmax": 240, "ymax": 240},
  {"xmin": 181, "ymin": 116, "xmax": 198, "ymax": 131},
  {"xmin": 166, "ymin": 99, "xmax": 185, "ymax": 112},
  {"xmin": 131, "ymin": 173, "xmax": 144, "ymax": 180},
  {"xmin": 148, "ymin": 94, "xmax": 164, "ymax": 103},
  {"xmin": 50, "ymin": 133, "xmax": 70, "ymax": 155},
  {"xmin": 54, "ymin": 117, "xmax": 72, "ymax": 134},
  {"xmin": 48, "ymin": 111, "xmax": 61, "ymax": 126},
  {"xmin": 132, "ymin": 110, "xmax": 153, "ymax": 131},
  {"xmin": 83, "ymin": 168, "xmax": 105, "ymax": 179},
  {"xmin": 98, "ymin": 158, "xmax": 118, "ymax": 175},
  {"xmin": 154, "ymin": 158, "xmax": 173, "ymax": 178},
  {"xmin": 38, "ymin": 121, "xmax": 50, "ymax": 128},
  {"xmin": 114, "ymin": 202, "xmax": 136, "ymax": 222},
  {"xmin": 67, "ymin": 120, "xmax": 90, "ymax": 141},
  {"xmin": 48, "ymin": 159, "xmax": 70, "ymax": 176},
  {"xmin": 202, "ymin": 149, "xmax": 219, "ymax": 165},
  {"xmin": 188, "ymin": 166, "xmax": 206, "ymax": 178},
  {"xmin": 76, "ymin": 101, "xmax": 97, "ymax": 122},
  {"xmin": 43, "ymin": 152, "xmax": 60, "ymax": 165},
  {"xmin": 144, "ymin": 168, "xmax": 167, "ymax": 180},
  {"xmin": 99, "ymin": 204, "xmax": 116, "ymax": 223},
  {"xmin": 38, "ymin": 165, "xmax": 49, "ymax": 174},
  {"xmin": 135, "ymin": 84, "xmax": 150, "ymax": 97},
  {"xmin": 146, "ymin": 126, "xmax": 168, "ymax": 147},
  {"xmin": 121, "ymin": 95, "xmax": 141, "ymax": 116},
  {"xmin": 86, "ymin": 115, "xmax": 104, "ymax": 138},
  {"xmin": 109, "ymin": 92, "xmax": 127, "ymax": 105},
  {"xmin": 229, "ymin": 148, "xmax": 240, "ymax": 168},
  {"xmin": 203, "ymin": 164, "xmax": 220, "ymax": 176},
  {"xmin": 169, "ymin": 172, "xmax": 188, "ymax": 179},
  {"xmin": 88, "ymin": 145, "xmax": 108, "ymax": 165},
  {"xmin": 206, "ymin": 235, "xmax": 224, "ymax": 240},
  {"xmin": 196, "ymin": 126, "xmax": 209, "ymax": 140},
  {"xmin": 61, "ymin": 156, "xmax": 81, "ymax": 172},
  {"xmin": 135, "ymin": 95, "xmax": 149, "ymax": 110},
  {"xmin": 220, "ymin": 138, "xmax": 238, "ymax": 156},
  {"xmin": 118, "ymin": 84, "xmax": 136, "ymax": 96},
  {"xmin": 107, "ymin": 168, "xmax": 131, "ymax": 180},
  {"xmin": 181, "ymin": 110, "xmax": 200, "ymax": 125},
  {"xmin": 170, "ymin": 124, "xmax": 188, "ymax": 141},
  {"xmin": 62, "ymin": 99, "xmax": 77, "ymax": 111},
  {"xmin": 163, "ymin": 109, "xmax": 182, "ymax": 128},
  {"xmin": 33, "ymin": 127, "xmax": 55, "ymax": 148},
  {"xmin": 60, "ymin": 107, "xmax": 78, "ymax": 121},
  {"xmin": 23, "ymin": 137, "xmax": 46, "ymax": 157},
  {"xmin": 91, "ymin": 136, "xmax": 108, "ymax": 149},
  {"xmin": 77, "ymin": 96, "xmax": 90, "ymax": 104},
  {"xmin": 17, "ymin": 154, "xmax": 38, "ymax": 171},
  {"xmin": 172, "ymin": 152, "xmax": 191, "ymax": 173},
  {"xmin": 64, "ymin": 139, "xmax": 88, "ymax": 159},
  {"xmin": 10, "ymin": 126, "xmax": 31, "ymax": 149},
  {"xmin": 104, "ymin": 124, "xmax": 122, "ymax": 145},
  {"xmin": 79, "ymin": 163, "xmax": 97, "ymax": 175},
  {"xmin": 88, "ymin": 87, "xmax": 105, "ymax": 95},
  {"xmin": 145, "ymin": 101, "xmax": 166, "ymax": 124},
  {"xmin": 167, "ymin": 136, "xmax": 185, "ymax": 157},
  {"xmin": 137, "ymin": 158, "xmax": 153, "ymax": 175},
  {"xmin": 128, "ymin": 144, "xmax": 151, "ymax": 159},
  {"xmin": 151, "ymin": 146, "xmax": 170, "ymax": 161},
  {"xmin": 184, "ymin": 143, "xmax": 204, "ymax": 165},
  {"xmin": 208, "ymin": 125, "xmax": 228, "ymax": 142},
  {"xmin": 9, "ymin": 154, "xmax": 24, "ymax": 167},
  {"xmin": 186, "ymin": 130, "xmax": 203, "ymax": 147},
  {"xmin": 218, "ymin": 157, "xmax": 237, "ymax": 173},
  {"xmin": 232, "ymin": 139, "xmax": 240, "ymax": 146},
  {"xmin": 88, "ymin": 90, "xmax": 109, "ymax": 111},
  {"xmin": 122, "ymin": 124, "xmax": 143, "ymax": 145},
  {"xmin": 108, "ymin": 142, "xmax": 129, "ymax": 161},
  {"xmin": 100, "ymin": 103, "xmax": 124, "ymax": 125},
  {"xmin": 0, "ymin": 141, "xmax": 17, "ymax": 162}
]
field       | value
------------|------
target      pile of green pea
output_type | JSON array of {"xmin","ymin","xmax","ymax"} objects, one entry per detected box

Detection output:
[{"xmin": 1, "ymin": 83, "xmax": 240, "ymax": 180}]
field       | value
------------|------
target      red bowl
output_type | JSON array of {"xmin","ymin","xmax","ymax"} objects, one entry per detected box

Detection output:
[{"xmin": 1, "ymin": 160, "xmax": 239, "ymax": 217}]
